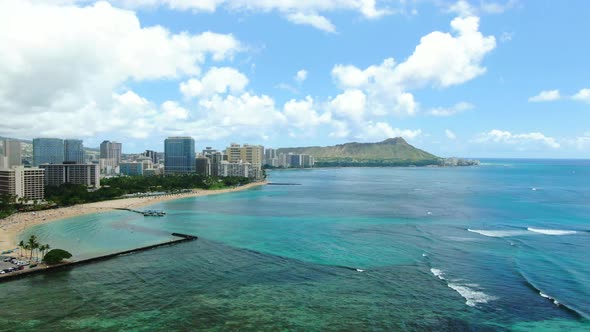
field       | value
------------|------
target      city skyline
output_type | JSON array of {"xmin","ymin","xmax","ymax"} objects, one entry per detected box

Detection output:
[{"xmin": 0, "ymin": 1, "xmax": 589, "ymax": 158}]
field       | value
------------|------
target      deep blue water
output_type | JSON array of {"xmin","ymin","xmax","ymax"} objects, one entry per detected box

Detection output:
[{"xmin": 2, "ymin": 159, "xmax": 590, "ymax": 330}]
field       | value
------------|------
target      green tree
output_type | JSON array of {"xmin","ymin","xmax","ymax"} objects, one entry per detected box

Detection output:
[
  {"xmin": 42, "ymin": 249, "xmax": 72, "ymax": 265},
  {"xmin": 27, "ymin": 235, "xmax": 40, "ymax": 261},
  {"xmin": 17, "ymin": 240, "xmax": 25, "ymax": 257}
]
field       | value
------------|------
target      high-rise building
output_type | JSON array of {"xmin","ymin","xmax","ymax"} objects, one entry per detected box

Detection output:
[
  {"xmin": 164, "ymin": 137, "xmax": 195, "ymax": 175},
  {"xmin": 39, "ymin": 163, "xmax": 100, "ymax": 188},
  {"xmin": 120, "ymin": 162, "xmax": 144, "ymax": 176},
  {"xmin": 206, "ymin": 152, "xmax": 225, "ymax": 176},
  {"xmin": 195, "ymin": 157, "xmax": 211, "ymax": 176},
  {"xmin": 100, "ymin": 140, "xmax": 122, "ymax": 166},
  {"xmin": 64, "ymin": 139, "xmax": 85, "ymax": 164},
  {"xmin": 264, "ymin": 148, "xmax": 277, "ymax": 166},
  {"xmin": 0, "ymin": 139, "xmax": 22, "ymax": 169},
  {"xmin": 218, "ymin": 161, "xmax": 251, "ymax": 178},
  {"xmin": 226, "ymin": 144, "xmax": 264, "ymax": 165},
  {"xmin": 33, "ymin": 138, "xmax": 64, "ymax": 166},
  {"xmin": 0, "ymin": 166, "xmax": 45, "ymax": 201},
  {"xmin": 144, "ymin": 150, "xmax": 158, "ymax": 164}
]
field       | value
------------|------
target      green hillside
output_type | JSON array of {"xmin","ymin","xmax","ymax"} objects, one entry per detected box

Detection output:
[{"xmin": 277, "ymin": 137, "xmax": 440, "ymax": 167}]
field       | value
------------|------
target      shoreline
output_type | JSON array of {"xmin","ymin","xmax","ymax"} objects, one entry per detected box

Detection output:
[{"xmin": 0, "ymin": 181, "xmax": 267, "ymax": 253}]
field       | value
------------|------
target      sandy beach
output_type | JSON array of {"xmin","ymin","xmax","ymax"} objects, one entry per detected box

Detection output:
[{"xmin": 0, "ymin": 181, "xmax": 266, "ymax": 253}]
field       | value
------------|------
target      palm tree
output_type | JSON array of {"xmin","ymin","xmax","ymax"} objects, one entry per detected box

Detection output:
[
  {"xmin": 27, "ymin": 235, "xmax": 39, "ymax": 261},
  {"xmin": 39, "ymin": 244, "xmax": 50, "ymax": 260},
  {"xmin": 23, "ymin": 243, "xmax": 31, "ymax": 260},
  {"xmin": 18, "ymin": 240, "xmax": 25, "ymax": 257}
]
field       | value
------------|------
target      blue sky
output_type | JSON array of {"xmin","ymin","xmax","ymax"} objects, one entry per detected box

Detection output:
[{"xmin": 0, "ymin": 0, "xmax": 589, "ymax": 158}]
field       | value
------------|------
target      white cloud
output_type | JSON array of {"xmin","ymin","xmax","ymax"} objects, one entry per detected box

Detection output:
[
  {"xmin": 295, "ymin": 69, "xmax": 308, "ymax": 83},
  {"xmin": 475, "ymin": 130, "xmax": 560, "ymax": 149},
  {"xmin": 330, "ymin": 89, "xmax": 367, "ymax": 121},
  {"xmin": 393, "ymin": 16, "xmax": 496, "ymax": 88},
  {"xmin": 198, "ymin": 92, "xmax": 286, "ymax": 127},
  {"xmin": 283, "ymin": 96, "xmax": 329, "ymax": 129},
  {"xmin": 572, "ymin": 88, "xmax": 590, "ymax": 103},
  {"xmin": 161, "ymin": 101, "xmax": 189, "ymax": 120},
  {"xmin": 430, "ymin": 102, "xmax": 473, "ymax": 116},
  {"xmin": 180, "ymin": 67, "xmax": 249, "ymax": 99},
  {"xmin": 116, "ymin": 0, "xmax": 390, "ymax": 31},
  {"xmin": 445, "ymin": 129, "xmax": 457, "ymax": 139},
  {"xmin": 327, "ymin": 13, "xmax": 494, "ymax": 137},
  {"xmin": 447, "ymin": 0, "xmax": 517, "ymax": 16},
  {"xmin": 356, "ymin": 122, "xmax": 421, "ymax": 141},
  {"xmin": 286, "ymin": 12, "xmax": 336, "ymax": 33},
  {"xmin": 0, "ymin": 0, "xmax": 241, "ymax": 139},
  {"xmin": 528, "ymin": 90, "xmax": 561, "ymax": 102}
]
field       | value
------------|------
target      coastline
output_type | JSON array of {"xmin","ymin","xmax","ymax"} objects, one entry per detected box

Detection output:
[{"xmin": 0, "ymin": 181, "xmax": 267, "ymax": 252}]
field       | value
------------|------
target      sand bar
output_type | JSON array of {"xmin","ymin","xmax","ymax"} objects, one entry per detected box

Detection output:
[{"xmin": 0, "ymin": 181, "xmax": 267, "ymax": 252}]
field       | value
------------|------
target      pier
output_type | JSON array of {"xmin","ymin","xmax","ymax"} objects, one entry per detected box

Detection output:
[
  {"xmin": 0, "ymin": 233, "xmax": 198, "ymax": 283},
  {"xmin": 267, "ymin": 182, "xmax": 302, "ymax": 186},
  {"xmin": 114, "ymin": 208, "xmax": 166, "ymax": 217}
]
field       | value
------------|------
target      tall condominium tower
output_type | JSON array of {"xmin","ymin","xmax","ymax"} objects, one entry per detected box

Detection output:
[
  {"xmin": 226, "ymin": 144, "xmax": 264, "ymax": 166},
  {"xmin": 164, "ymin": 137, "xmax": 195, "ymax": 175},
  {"xmin": 143, "ymin": 150, "xmax": 158, "ymax": 164},
  {"xmin": 0, "ymin": 139, "xmax": 22, "ymax": 169},
  {"xmin": 64, "ymin": 139, "xmax": 85, "ymax": 164},
  {"xmin": 33, "ymin": 138, "xmax": 64, "ymax": 166},
  {"xmin": 100, "ymin": 140, "xmax": 122, "ymax": 166}
]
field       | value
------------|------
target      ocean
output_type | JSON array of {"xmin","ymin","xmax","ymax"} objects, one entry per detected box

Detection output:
[{"xmin": 2, "ymin": 159, "xmax": 590, "ymax": 331}]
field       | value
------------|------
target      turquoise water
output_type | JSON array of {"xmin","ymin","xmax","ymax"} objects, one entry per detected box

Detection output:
[{"xmin": 2, "ymin": 160, "xmax": 590, "ymax": 330}]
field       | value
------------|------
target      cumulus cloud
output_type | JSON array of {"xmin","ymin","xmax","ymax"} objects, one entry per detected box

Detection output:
[
  {"xmin": 330, "ymin": 89, "xmax": 368, "ymax": 121},
  {"xmin": 475, "ymin": 130, "xmax": 560, "ymax": 149},
  {"xmin": 295, "ymin": 69, "xmax": 308, "ymax": 83},
  {"xmin": 0, "ymin": 0, "xmax": 241, "ymax": 139},
  {"xmin": 528, "ymin": 90, "xmax": 561, "ymax": 102},
  {"xmin": 283, "ymin": 96, "xmax": 326, "ymax": 128},
  {"xmin": 572, "ymin": 88, "xmax": 590, "ymax": 103},
  {"xmin": 430, "ymin": 102, "xmax": 473, "ymax": 116},
  {"xmin": 447, "ymin": 0, "xmax": 518, "ymax": 16},
  {"xmin": 180, "ymin": 67, "xmax": 249, "ymax": 99},
  {"xmin": 329, "ymin": 13, "xmax": 494, "ymax": 128},
  {"xmin": 115, "ymin": 0, "xmax": 390, "ymax": 32},
  {"xmin": 355, "ymin": 122, "xmax": 422, "ymax": 141},
  {"xmin": 393, "ymin": 16, "xmax": 496, "ymax": 88},
  {"xmin": 286, "ymin": 12, "xmax": 336, "ymax": 33},
  {"xmin": 445, "ymin": 129, "xmax": 457, "ymax": 139}
]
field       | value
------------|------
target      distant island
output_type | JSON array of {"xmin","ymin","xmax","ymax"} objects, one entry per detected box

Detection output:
[{"xmin": 277, "ymin": 137, "xmax": 479, "ymax": 167}]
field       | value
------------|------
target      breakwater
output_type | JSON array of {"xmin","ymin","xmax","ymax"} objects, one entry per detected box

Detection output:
[{"xmin": 0, "ymin": 233, "xmax": 198, "ymax": 283}]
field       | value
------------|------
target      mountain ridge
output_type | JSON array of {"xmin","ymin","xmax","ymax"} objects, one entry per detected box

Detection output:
[{"xmin": 277, "ymin": 137, "xmax": 440, "ymax": 167}]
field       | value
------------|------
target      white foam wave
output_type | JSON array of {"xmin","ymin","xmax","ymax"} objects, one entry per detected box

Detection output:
[
  {"xmin": 448, "ymin": 283, "xmax": 498, "ymax": 307},
  {"xmin": 356, "ymin": 269, "xmax": 364, "ymax": 272},
  {"xmin": 422, "ymin": 253, "xmax": 427, "ymax": 257},
  {"xmin": 430, "ymin": 268, "xmax": 445, "ymax": 280},
  {"xmin": 540, "ymin": 292, "xmax": 560, "ymax": 305},
  {"xmin": 527, "ymin": 227, "xmax": 577, "ymax": 235},
  {"xmin": 467, "ymin": 229, "xmax": 527, "ymax": 238}
]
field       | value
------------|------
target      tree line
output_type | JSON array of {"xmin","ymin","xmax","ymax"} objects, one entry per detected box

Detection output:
[{"xmin": 45, "ymin": 174, "xmax": 252, "ymax": 207}]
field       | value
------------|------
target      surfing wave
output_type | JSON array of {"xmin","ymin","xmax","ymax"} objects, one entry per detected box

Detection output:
[
  {"xmin": 447, "ymin": 283, "xmax": 497, "ymax": 307},
  {"xmin": 517, "ymin": 270, "xmax": 586, "ymax": 319},
  {"xmin": 527, "ymin": 228, "xmax": 577, "ymax": 235},
  {"xmin": 468, "ymin": 228, "xmax": 580, "ymax": 238},
  {"xmin": 467, "ymin": 229, "xmax": 527, "ymax": 238},
  {"xmin": 539, "ymin": 292, "xmax": 560, "ymax": 306},
  {"xmin": 430, "ymin": 268, "xmax": 497, "ymax": 307},
  {"xmin": 430, "ymin": 268, "xmax": 445, "ymax": 280}
]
